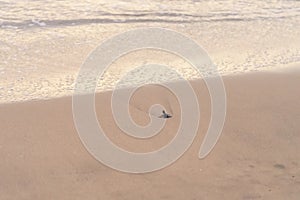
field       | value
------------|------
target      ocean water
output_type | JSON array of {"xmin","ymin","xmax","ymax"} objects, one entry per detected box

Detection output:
[{"xmin": 0, "ymin": 0, "xmax": 299, "ymax": 103}]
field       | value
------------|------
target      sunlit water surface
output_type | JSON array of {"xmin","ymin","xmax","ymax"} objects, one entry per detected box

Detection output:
[{"xmin": 0, "ymin": 0, "xmax": 299, "ymax": 103}]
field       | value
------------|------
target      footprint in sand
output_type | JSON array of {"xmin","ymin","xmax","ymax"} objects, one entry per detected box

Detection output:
[{"xmin": 273, "ymin": 164, "xmax": 286, "ymax": 170}]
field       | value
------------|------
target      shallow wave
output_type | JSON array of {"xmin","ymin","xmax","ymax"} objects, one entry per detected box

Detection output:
[
  {"xmin": 0, "ymin": 0, "xmax": 299, "ymax": 29},
  {"xmin": 0, "ymin": 12, "xmax": 299, "ymax": 29}
]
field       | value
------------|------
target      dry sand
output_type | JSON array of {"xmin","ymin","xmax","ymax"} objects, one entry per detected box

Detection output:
[{"xmin": 0, "ymin": 70, "xmax": 300, "ymax": 199}]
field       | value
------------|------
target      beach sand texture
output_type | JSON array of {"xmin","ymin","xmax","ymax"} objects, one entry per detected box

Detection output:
[
  {"xmin": 1, "ymin": 0, "xmax": 300, "ymax": 199},
  {"xmin": 1, "ymin": 70, "xmax": 300, "ymax": 199}
]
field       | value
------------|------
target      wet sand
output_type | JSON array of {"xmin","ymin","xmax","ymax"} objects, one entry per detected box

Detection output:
[{"xmin": 0, "ymin": 69, "xmax": 300, "ymax": 199}]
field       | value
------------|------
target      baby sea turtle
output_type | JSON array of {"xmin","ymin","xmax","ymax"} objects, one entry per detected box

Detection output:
[{"xmin": 159, "ymin": 110, "xmax": 172, "ymax": 118}]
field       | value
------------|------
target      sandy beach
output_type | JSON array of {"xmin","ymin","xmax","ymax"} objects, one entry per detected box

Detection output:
[
  {"xmin": 1, "ymin": 0, "xmax": 300, "ymax": 199},
  {"xmin": 1, "ymin": 68, "xmax": 300, "ymax": 199}
]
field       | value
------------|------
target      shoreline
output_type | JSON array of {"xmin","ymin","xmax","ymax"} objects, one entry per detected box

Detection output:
[{"xmin": 1, "ymin": 61, "xmax": 299, "ymax": 106}]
